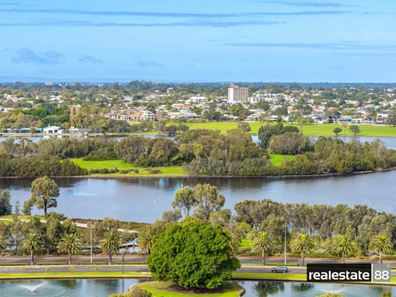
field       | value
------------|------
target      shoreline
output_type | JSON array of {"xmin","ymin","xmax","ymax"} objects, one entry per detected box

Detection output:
[{"xmin": 0, "ymin": 167, "xmax": 394, "ymax": 180}]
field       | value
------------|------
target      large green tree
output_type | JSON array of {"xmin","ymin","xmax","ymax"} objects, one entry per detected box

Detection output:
[
  {"xmin": 253, "ymin": 231, "xmax": 273, "ymax": 265},
  {"xmin": 0, "ymin": 191, "xmax": 12, "ymax": 215},
  {"xmin": 370, "ymin": 234, "xmax": 392, "ymax": 264},
  {"xmin": 100, "ymin": 231, "xmax": 120, "ymax": 265},
  {"xmin": 290, "ymin": 233, "xmax": 314, "ymax": 266},
  {"xmin": 147, "ymin": 219, "xmax": 240, "ymax": 290},
  {"xmin": 332, "ymin": 235, "xmax": 354, "ymax": 263},
  {"xmin": 22, "ymin": 233, "xmax": 42, "ymax": 265},
  {"xmin": 172, "ymin": 186, "xmax": 197, "ymax": 216},
  {"xmin": 193, "ymin": 184, "xmax": 225, "ymax": 220},
  {"xmin": 57, "ymin": 233, "xmax": 82, "ymax": 265},
  {"xmin": 29, "ymin": 176, "xmax": 60, "ymax": 215}
]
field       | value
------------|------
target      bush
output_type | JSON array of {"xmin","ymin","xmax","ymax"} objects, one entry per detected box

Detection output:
[
  {"xmin": 269, "ymin": 132, "xmax": 311, "ymax": 155},
  {"xmin": 110, "ymin": 287, "xmax": 152, "ymax": 297},
  {"xmin": 147, "ymin": 219, "xmax": 240, "ymax": 289}
]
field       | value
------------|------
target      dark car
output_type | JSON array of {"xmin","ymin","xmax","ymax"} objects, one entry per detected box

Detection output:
[{"xmin": 271, "ymin": 266, "xmax": 289, "ymax": 273}]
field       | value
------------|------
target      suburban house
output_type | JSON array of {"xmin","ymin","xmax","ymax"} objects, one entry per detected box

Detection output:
[{"xmin": 43, "ymin": 126, "xmax": 64, "ymax": 134}]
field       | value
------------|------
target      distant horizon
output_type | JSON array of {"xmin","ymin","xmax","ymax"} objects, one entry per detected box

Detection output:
[{"xmin": 0, "ymin": 79, "xmax": 396, "ymax": 86}]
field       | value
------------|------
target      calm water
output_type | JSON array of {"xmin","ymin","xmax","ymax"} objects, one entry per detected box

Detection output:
[
  {"xmin": 0, "ymin": 279, "xmax": 394, "ymax": 297},
  {"xmin": 1, "ymin": 170, "xmax": 395, "ymax": 222}
]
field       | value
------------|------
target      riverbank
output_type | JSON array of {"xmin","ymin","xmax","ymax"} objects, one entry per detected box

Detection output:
[{"xmin": 2, "ymin": 122, "xmax": 396, "ymax": 138}]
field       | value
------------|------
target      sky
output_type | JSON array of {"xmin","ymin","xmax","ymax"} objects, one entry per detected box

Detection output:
[{"xmin": 0, "ymin": 0, "xmax": 396, "ymax": 82}]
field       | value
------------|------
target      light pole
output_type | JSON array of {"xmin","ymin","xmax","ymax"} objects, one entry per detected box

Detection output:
[
  {"xmin": 90, "ymin": 224, "xmax": 93, "ymax": 264},
  {"xmin": 122, "ymin": 251, "xmax": 125, "ymax": 293},
  {"xmin": 284, "ymin": 220, "xmax": 287, "ymax": 265}
]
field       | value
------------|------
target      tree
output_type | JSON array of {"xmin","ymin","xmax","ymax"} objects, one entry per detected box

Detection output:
[
  {"xmin": 147, "ymin": 219, "xmax": 240, "ymax": 290},
  {"xmin": 138, "ymin": 227, "xmax": 156, "ymax": 255},
  {"xmin": 29, "ymin": 176, "xmax": 59, "ymax": 215},
  {"xmin": 172, "ymin": 187, "xmax": 197, "ymax": 216},
  {"xmin": 370, "ymin": 234, "xmax": 392, "ymax": 264},
  {"xmin": 0, "ymin": 191, "xmax": 12, "ymax": 215},
  {"xmin": 349, "ymin": 125, "xmax": 361, "ymax": 136},
  {"xmin": 193, "ymin": 184, "xmax": 225, "ymax": 220},
  {"xmin": 333, "ymin": 127, "xmax": 342, "ymax": 137},
  {"xmin": 22, "ymin": 233, "xmax": 42, "ymax": 265},
  {"xmin": 100, "ymin": 231, "xmax": 120, "ymax": 265},
  {"xmin": 381, "ymin": 291, "xmax": 392, "ymax": 297},
  {"xmin": 253, "ymin": 231, "xmax": 273, "ymax": 265},
  {"xmin": 57, "ymin": 233, "xmax": 82, "ymax": 265},
  {"xmin": 290, "ymin": 233, "xmax": 314, "ymax": 266},
  {"xmin": 332, "ymin": 235, "xmax": 354, "ymax": 263},
  {"xmin": 237, "ymin": 122, "xmax": 251, "ymax": 132},
  {"xmin": 269, "ymin": 132, "xmax": 311, "ymax": 155}
]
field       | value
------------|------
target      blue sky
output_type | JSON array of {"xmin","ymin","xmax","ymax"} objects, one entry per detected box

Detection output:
[{"xmin": 1, "ymin": 0, "xmax": 396, "ymax": 82}]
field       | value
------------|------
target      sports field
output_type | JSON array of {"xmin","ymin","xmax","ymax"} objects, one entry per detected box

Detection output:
[{"xmin": 176, "ymin": 122, "xmax": 396, "ymax": 137}]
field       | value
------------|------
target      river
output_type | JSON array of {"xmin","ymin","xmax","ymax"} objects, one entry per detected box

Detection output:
[
  {"xmin": 0, "ymin": 279, "xmax": 393, "ymax": 297},
  {"xmin": 1, "ymin": 170, "xmax": 395, "ymax": 222}
]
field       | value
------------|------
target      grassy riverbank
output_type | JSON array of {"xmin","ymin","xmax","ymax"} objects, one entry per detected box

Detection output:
[
  {"xmin": 70, "ymin": 158, "xmax": 187, "ymax": 177},
  {"xmin": 136, "ymin": 282, "xmax": 243, "ymax": 297},
  {"xmin": 176, "ymin": 122, "xmax": 396, "ymax": 137}
]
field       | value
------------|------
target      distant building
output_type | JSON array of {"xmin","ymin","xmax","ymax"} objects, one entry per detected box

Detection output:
[
  {"xmin": 43, "ymin": 126, "xmax": 63, "ymax": 134},
  {"xmin": 187, "ymin": 96, "xmax": 208, "ymax": 104},
  {"xmin": 228, "ymin": 85, "xmax": 249, "ymax": 104}
]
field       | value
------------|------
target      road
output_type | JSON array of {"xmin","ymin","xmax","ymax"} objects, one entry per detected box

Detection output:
[{"xmin": 1, "ymin": 255, "xmax": 394, "ymax": 266}]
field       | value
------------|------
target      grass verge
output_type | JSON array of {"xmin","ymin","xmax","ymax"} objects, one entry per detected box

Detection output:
[
  {"xmin": 70, "ymin": 158, "xmax": 186, "ymax": 177},
  {"xmin": 136, "ymin": 281, "xmax": 243, "ymax": 297}
]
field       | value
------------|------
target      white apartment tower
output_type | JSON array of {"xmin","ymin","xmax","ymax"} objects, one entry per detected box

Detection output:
[{"xmin": 228, "ymin": 84, "xmax": 249, "ymax": 103}]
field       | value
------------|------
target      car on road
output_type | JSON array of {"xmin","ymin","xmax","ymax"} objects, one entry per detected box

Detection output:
[{"xmin": 271, "ymin": 266, "xmax": 289, "ymax": 273}]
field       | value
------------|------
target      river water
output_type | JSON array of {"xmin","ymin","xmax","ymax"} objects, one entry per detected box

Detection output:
[
  {"xmin": 0, "ymin": 279, "xmax": 393, "ymax": 297},
  {"xmin": 1, "ymin": 170, "xmax": 395, "ymax": 222}
]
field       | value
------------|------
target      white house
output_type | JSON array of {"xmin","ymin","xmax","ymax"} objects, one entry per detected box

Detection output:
[{"xmin": 43, "ymin": 126, "xmax": 64, "ymax": 134}]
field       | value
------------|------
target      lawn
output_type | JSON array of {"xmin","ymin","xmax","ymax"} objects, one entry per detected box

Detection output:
[
  {"xmin": 269, "ymin": 154, "xmax": 296, "ymax": 167},
  {"xmin": 232, "ymin": 272, "xmax": 305, "ymax": 281},
  {"xmin": 136, "ymin": 281, "xmax": 243, "ymax": 297},
  {"xmin": 0, "ymin": 271, "xmax": 151, "ymax": 280},
  {"xmin": 70, "ymin": 158, "xmax": 187, "ymax": 177},
  {"xmin": 176, "ymin": 122, "xmax": 396, "ymax": 137}
]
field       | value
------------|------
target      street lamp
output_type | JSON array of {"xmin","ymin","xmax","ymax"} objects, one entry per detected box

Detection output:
[
  {"xmin": 90, "ymin": 224, "xmax": 93, "ymax": 264},
  {"xmin": 284, "ymin": 220, "xmax": 287, "ymax": 265}
]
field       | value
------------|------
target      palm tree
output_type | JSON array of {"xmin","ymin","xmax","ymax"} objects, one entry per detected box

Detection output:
[
  {"xmin": 370, "ymin": 234, "xmax": 392, "ymax": 264},
  {"xmin": 57, "ymin": 233, "xmax": 82, "ymax": 265},
  {"xmin": 290, "ymin": 233, "xmax": 314, "ymax": 266},
  {"xmin": 138, "ymin": 227, "xmax": 155, "ymax": 255},
  {"xmin": 22, "ymin": 233, "xmax": 42, "ymax": 265},
  {"xmin": 100, "ymin": 231, "xmax": 120, "ymax": 265},
  {"xmin": 253, "ymin": 231, "xmax": 272, "ymax": 265},
  {"xmin": 332, "ymin": 235, "xmax": 354, "ymax": 263}
]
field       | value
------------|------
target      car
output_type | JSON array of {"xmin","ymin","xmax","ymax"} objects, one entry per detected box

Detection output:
[{"xmin": 271, "ymin": 266, "xmax": 289, "ymax": 273}]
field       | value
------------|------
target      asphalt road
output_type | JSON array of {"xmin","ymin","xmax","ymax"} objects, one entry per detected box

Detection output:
[{"xmin": 1, "ymin": 255, "xmax": 395, "ymax": 265}]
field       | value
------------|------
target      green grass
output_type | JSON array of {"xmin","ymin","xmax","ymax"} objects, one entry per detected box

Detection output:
[
  {"xmin": 176, "ymin": 122, "xmax": 396, "ymax": 137},
  {"xmin": 0, "ymin": 271, "xmax": 152, "ymax": 280},
  {"xmin": 137, "ymin": 281, "xmax": 243, "ymax": 297},
  {"xmin": 239, "ymin": 238, "xmax": 254, "ymax": 250},
  {"xmin": 232, "ymin": 272, "xmax": 305, "ymax": 281},
  {"xmin": 70, "ymin": 158, "xmax": 186, "ymax": 177},
  {"xmin": 269, "ymin": 154, "xmax": 296, "ymax": 167}
]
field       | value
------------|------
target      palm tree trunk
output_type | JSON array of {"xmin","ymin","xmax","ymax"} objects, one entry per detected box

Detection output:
[
  {"xmin": 69, "ymin": 253, "xmax": 72, "ymax": 265},
  {"xmin": 261, "ymin": 250, "xmax": 266, "ymax": 265},
  {"xmin": 302, "ymin": 252, "xmax": 305, "ymax": 266},
  {"xmin": 30, "ymin": 250, "xmax": 34, "ymax": 265},
  {"xmin": 108, "ymin": 252, "xmax": 112, "ymax": 265},
  {"xmin": 380, "ymin": 253, "xmax": 383, "ymax": 264},
  {"xmin": 342, "ymin": 254, "xmax": 345, "ymax": 264}
]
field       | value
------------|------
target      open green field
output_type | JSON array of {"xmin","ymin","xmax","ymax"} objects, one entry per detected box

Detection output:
[
  {"xmin": 232, "ymin": 272, "xmax": 305, "ymax": 281},
  {"xmin": 0, "ymin": 271, "xmax": 151, "ymax": 280},
  {"xmin": 176, "ymin": 122, "xmax": 396, "ymax": 137},
  {"xmin": 70, "ymin": 158, "xmax": 186, "ymax": 177},
  {"xmin": 269, "ymin": 154, "xmax": 296, "ymax": 166},
  {"xmin": 136, "ymin": 281, "xmax": 242, "ymax": 297}
]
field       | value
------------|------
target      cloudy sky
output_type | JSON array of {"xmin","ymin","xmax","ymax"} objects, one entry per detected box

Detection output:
[{"xmin": 1, "ymin": 0, "xmax": 396, "ymax": 82}]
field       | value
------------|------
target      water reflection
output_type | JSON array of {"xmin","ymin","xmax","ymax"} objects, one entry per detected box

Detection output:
[{"xmin": 1, "ymin": 170, "xmax": 396, "ymax": 222}]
